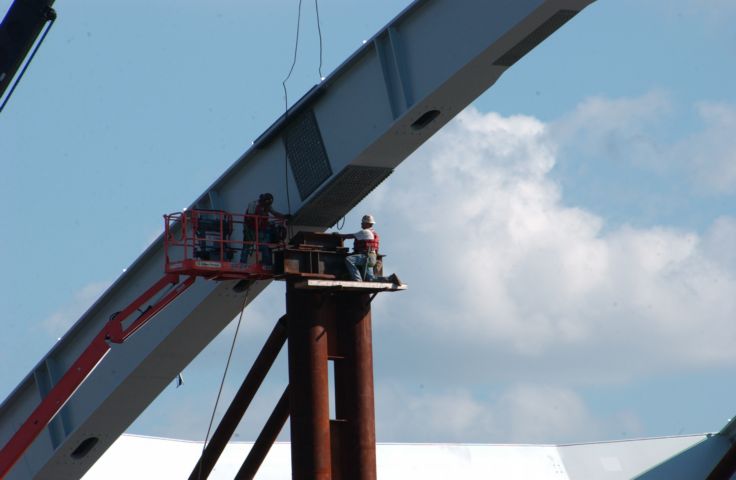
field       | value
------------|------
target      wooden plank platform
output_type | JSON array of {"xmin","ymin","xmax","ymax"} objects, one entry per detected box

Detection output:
[{"xmin": 292, "ymin": 279, "xmax": 407, "ymax": 292}]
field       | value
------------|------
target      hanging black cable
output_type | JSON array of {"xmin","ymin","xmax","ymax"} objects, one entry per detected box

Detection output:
[
  {"xmin": 0, "ymin": 8, "xmax": 56, "ymax": 114},
  {"xmin": 314, "ymin": 0, "xmax": 324, "ymax": 80},
  {"xmin": 281, "ymin": 0, "xmax": 326, "ymax": 234},
  {"xmin": 281, "ymin": 0, "xmax": 304, "ymax": 113},
  {"xmin": 196, "ymin": 287, "xmax": 250, "ymax": 480},
  {"xmin": 280, "ymin": 0, "xmax": 304, "ymax": 225}
]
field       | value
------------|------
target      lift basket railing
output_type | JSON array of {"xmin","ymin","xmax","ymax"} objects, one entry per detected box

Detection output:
[{"xmin": 164, "ymin": 209, "xmax": 287, "ymax": 279}]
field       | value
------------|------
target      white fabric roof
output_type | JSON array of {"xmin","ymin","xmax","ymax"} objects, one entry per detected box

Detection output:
[{"xmin": 82, "ymin": 433, "xmax": 709, "ymax": 479}]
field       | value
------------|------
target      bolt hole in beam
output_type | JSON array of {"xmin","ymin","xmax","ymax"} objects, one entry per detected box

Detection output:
[
  {"xmin": 410, "ymin": 109, "xmax": 440, "ymax": 130},
  {"xmin": 70, "ymin": 437, "xmax": 99, "ymax": 459}
]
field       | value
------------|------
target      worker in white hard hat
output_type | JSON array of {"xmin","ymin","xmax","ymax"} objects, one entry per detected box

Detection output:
[{"xmin": 334, "ymin": 214, "xmax": 380, "ymax": 281}]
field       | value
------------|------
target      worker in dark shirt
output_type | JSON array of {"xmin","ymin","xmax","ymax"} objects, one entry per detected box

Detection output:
[{"xmin": 241, "ymin": 193, "xmax": 289, "ymax": 268}]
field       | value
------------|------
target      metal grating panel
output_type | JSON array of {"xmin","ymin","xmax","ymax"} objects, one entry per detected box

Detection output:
[
  {"xmin": 292, "ymin": 165, "xmax": 393, "ymax": 227},
  {"xmin": 493, "ymin": 10, "xmax": 578, "ymax": 67},
  {"xmin": 284, "ymin": 109, "xmax": 332, "ymax": 200}
]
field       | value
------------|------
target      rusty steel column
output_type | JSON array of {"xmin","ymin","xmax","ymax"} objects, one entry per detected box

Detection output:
[
  {"xmin": 336, "ymin": 293, "xmax": 377, "ymax": 480},
  {"xmin": 286, "ymin": 283, "xmax": 333, "ymax": 480}
]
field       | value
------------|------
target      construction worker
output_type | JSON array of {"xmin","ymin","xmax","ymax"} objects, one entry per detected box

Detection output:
[
  {"xmin": 334, "ymin": 214, "xmax": 380, "ymax": 281},
  {"xmin": 241, "ymin": 193, "xmax": 290, "ymax": 268}
]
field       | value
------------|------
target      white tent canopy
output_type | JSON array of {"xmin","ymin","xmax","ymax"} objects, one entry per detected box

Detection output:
[{"xmin": 83, "ymin": 433, "xmax": 710, "ymax": 479}]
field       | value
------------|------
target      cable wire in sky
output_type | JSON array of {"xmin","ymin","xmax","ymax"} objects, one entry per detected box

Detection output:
[{"xmin": 196, "ymin": 287, "xmax": 250, "ymax": 480}]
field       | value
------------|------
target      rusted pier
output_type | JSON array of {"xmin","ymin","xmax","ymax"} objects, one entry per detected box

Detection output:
[
  {"xmin": 189, "ymin": 232, "xmax": 404, "ymax": 480},
  {"xmin": 287, "ymin": 279, "xmax": 391, "ymax": 480}
]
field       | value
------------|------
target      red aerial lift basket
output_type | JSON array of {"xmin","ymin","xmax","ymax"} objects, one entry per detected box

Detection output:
[{"xmin": 164, "ymin": 209, "xmax": 287, "ymax": 280}]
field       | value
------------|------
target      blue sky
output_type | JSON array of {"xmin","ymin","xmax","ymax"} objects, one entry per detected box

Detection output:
[{"xmin": 2, "ymin": 0, "xmax": 736, "ymax": 447}]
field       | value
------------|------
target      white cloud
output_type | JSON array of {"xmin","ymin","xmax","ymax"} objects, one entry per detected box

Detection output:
[
  {"xmin": 42, "ymin": 281, "xmax": 111, "ymax": 336},
  {"xmin": 552, "ymin": 91, "xmax": 672, "ymax": 167},
  {"xmin": 367, "ymin": 106, "xmax": 736, "ymax": 382},
  {"xmin": 493, "ymin": 385, "xmax": 602, "ymax": 443},
  {"xmin": 701, "ymin": 216, "xmax": 736, "ymax": 272},
  {"xmin": 550, "ymin": 93, "xmax": 736, "ymax": 194},
  {"xmin": 674, "ymin": 102, "xmax": 736, "ymax": 193},
  {"xmin": 376, "ymin": 383, "xmax": 624, "ymax": 444}
]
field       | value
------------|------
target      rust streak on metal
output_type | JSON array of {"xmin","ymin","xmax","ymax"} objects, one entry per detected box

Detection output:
[
  {"xmin": 287, "ymin": 284, "xmax": 333, "ymax": 480},
  {"xmin": 336, "ymin": 293, "xmax": 377, "ymax": 480}
]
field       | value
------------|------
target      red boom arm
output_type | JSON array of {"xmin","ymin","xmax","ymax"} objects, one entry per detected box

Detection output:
[{"xmin": 0, "ymin": 274, "xmax": 196, "ymax": 479}]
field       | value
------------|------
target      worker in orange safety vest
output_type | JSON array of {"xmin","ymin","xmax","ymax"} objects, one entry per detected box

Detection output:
[
  {"xmin": 333, "ymin": 214, "xmax": 380, "ymax": 281},
  {"xmin": 241, "ymin": 192, "xmax": 290, "ymax": 267}
]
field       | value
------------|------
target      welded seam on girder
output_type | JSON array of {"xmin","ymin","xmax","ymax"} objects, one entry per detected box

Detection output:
[
  {"xmin": 387, "ymin": 26, "xmax": 413, "ymax": 110},
  {"xmin": 375, "ymin": 27, "xmax": 412, "ymax": 120},
  {"xmin": 375, "ymin": 36, "xmax": 401, "ymax": 120}
]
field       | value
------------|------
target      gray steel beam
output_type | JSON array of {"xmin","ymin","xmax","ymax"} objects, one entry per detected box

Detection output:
[{"xmin": 0, "ymin": 0, "xmax": 595, "ymax": 478}]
